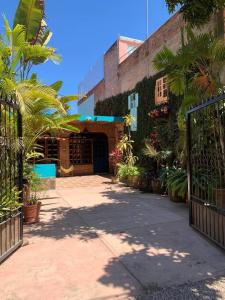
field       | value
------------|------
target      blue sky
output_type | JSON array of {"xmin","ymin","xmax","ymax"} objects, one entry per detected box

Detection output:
[{"xmin": 1, "ymin": 0, "xmax": 172, "ymax": 113}]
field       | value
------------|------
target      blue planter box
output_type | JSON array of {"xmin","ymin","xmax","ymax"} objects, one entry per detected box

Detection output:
[{"xmin": 33, "ymin": 164, "xmax": 56, "ymax": 179}]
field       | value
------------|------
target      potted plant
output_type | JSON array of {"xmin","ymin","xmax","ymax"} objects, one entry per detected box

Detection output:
[
  {"xmin": 23, "ymin": 166, "xmax": 43, "ymax": 224},
  {"xmin": 143, "ymin": 138, "xmax": 172, "ymax": 194},
  {"xmin": 127, "ymin": 166, "xmax": 145, "ymax": 189},
  {"xmin": 117, "ymin": 114, "xmax": 138, "ymax": 185},
  {"xmin": 23, "ymin": 192, "xmax": 42, "ymax": 224},
  {"xmin": 166, "ymin": 168, "xmax": 187, "ymax": 202},
  {"xmin": 117, "ymin": 163, "xmax": 130, "ymax": 185},
  {"xmin": 109, "ymin": 148, "xmax": 123, "ymax": 184}
]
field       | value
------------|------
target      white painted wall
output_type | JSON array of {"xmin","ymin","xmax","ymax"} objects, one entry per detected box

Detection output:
[{"xmin": 78, "ymin": 94, "xmax": 95, "ymax": 115}]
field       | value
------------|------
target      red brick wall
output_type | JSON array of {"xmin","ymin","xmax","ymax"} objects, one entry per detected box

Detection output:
[{"xmin": 57, "ymin": 121, "xmax": 124, "ymax": 176}]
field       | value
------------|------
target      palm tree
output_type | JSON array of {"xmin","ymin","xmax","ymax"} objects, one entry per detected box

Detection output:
[
  {"xmin": 0, "ymin": 1, "xmax": 79, "ymax": 153},
  {"xmin": 153, "ymin": 27, "xmax": 225, "ymax": 113}
]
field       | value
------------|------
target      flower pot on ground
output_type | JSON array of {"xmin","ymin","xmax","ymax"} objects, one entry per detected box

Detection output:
[
  {"xmin": 24, "ymin": 201, "xmax": 41, "ymax": 224},
  {"xmin": 23, "ymin": 190, "xmax": 42, "ymax": 224},
  {"xmin": 165, "ymin": 168, "xmax": 187, "ymax": 203},
  {"xmin": 120, "ymin": 166, "xmax": 144, "ymax": 189},
  {"xmin": 151, "ymin": 179, "xmax": 162, "ymax": 194},
  {"xmin": 168, "ymin": 188, "xmax": 186, "ymax": 203},
  {"xmin": 23, "ymin": 164, "xmax": 44, "ymax": 224},
  {"xmin": 128, "ymin": 175, "xmax": 140, "ymax": 189},
  {"xmin": 139, "ymin": 177, "xmax": 153, "ymax": 192},
  {"xmin": 111, "ymin": 176, "xmax": 119, "ymax": 184}
]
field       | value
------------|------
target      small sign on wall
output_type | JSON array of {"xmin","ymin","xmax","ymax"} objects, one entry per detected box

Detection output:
[{"xmin": 128, "ymin": 93, "xmax": 139, "ymax": 132}]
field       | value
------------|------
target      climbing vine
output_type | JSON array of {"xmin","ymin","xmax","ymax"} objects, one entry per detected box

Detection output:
[{"xmin": 95, "ymin": 74, "xmax": 182, "ymax": 163}]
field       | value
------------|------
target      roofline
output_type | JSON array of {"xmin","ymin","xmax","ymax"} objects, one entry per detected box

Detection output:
[{"xmin": 119, "ymin": 36, "xmax": 143, "ymax": 43}]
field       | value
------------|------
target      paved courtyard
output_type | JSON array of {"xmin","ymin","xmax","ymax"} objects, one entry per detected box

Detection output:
[{"xmin": 0, "ymin": 176, "xmax": 225, "ymax": 300}]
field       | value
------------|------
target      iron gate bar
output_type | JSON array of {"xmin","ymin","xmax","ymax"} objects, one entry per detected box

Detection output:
[
  {"xmin": 187, "ymin": 93, "xmax": 225, "ymax": 250},
  {"xmin": 187, "ymin": 94, "xmax": 225, "ymax": 114},
  {"xmin": 0, "ymin": 93, "xmax": 23, "ymax": 263}
]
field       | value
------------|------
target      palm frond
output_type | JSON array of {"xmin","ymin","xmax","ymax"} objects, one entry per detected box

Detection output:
[{"xmin": 13, "ymin": 0, "xmax": 43, "ymax": 42}]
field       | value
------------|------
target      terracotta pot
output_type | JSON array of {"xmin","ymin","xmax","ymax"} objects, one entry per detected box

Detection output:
[
  {"xmin": 111, "ymin": 176, "xmax": 119, "ymax": 184},
  {"xmin": 139, "ymin": 178, "xmax": 152, "ymax": 192},
  {"xmin": 24, "ymin": 202, "xmax": 41, "ymax": 224},
  {"xmin": 128, "ymin": 176, "xmax": 140, "ymax": 189},
  {"xmin": 151, "ymin": 179, "xmax": 162, "ymax": 194},
  {"xmin": 120, "ymin": 178, "xmax": 128, "ymax": 186},
  {"xmin": 214, "ymin": 188, "xmax": 225, "ymax": 209},
  {"xmin": 168, "ymin": 189, "xmax": 185, "ymax": 203}
]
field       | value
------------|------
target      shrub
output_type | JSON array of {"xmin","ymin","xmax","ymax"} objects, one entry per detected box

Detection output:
[{"xmin": 117, "ymin": 164, "xmax": 145, "ymax": 179}]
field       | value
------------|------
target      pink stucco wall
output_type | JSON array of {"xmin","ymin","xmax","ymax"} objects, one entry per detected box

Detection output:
[
  {"xmin": 79, "ymin": 10, "xmax": 225, "ymax": 110},
  {"xmin": 103, "ymin": 37, "xmax": 143, "ymax": 99}
]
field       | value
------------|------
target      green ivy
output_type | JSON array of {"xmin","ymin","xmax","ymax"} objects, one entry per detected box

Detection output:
[{"xmin": 95, "ymin": 74, "xmax": 182, "ymax": 162}]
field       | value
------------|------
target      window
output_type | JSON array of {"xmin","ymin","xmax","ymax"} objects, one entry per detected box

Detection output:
[
  {"xmin": 127, "ymin": 45, "xmax": 136, "ymax": 55},
  {"xmin": 36, "ymin": 135, "xmax": 59, "ymax": 163},
  {"xmin": 128, "ymin": 93, "xmax": 139, "ymax": 132},
  {"xmin": 155, "ymin": 77, "xmax": 168, "ymax": 105},
  {"xmin": 69, "ymin": 134, "xmax": 93, "ymax": 165}
]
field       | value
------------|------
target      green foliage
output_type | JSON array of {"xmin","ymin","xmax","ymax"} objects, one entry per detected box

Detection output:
[
  {"xmin": 165, "ymin": 0, "xmax": 225, "ymax": 27},
  {"xmin": 153, "ymin": 27, "xmax": 225, "ymax": 166},
  {"xmin": 14, "ymin": 0, "xmax": 44, "ymax": 43},
  {"xmin": 143, "ymin": 140, "xmax": 172, "ymax": 162},
  {"xmin": 0, "ymin": 186, "xmax": 21, "ymax": 220},
  {"xmin": 0, "ymin": 14, "xmax": 79, "ymax": 154},
  {"xmin": 117, "ymin": 164, "xmax": 145, "ymax": 179},
  {"xmin": 161, "ymin": 167, "xmax": 215, "ymax": 200},
  {"xmin": 24, "ymin": 156, "xmax": 44, "ymax": 205},
  {"xmin": 95, "ymin": 75, "xmax": 181, "ymax": 165},
  {"xmin": 166, "ymin": 168, "xmax": 188, "ymax": 198}
]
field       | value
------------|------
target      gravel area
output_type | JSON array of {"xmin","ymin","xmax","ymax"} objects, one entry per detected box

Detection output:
[{"xmin": 140, "ymin": 275, "xmax": 225, "ymax": 300}]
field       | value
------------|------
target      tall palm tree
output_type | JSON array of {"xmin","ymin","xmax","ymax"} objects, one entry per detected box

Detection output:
[{"xmin": 0, "ymin": 7, "xmax": 79, "ymax": 153}]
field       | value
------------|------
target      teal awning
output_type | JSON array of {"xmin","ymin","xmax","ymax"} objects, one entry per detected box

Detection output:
[{"xmin": 77, "ymin": 115, "xmax": 123, "ymax": 123}]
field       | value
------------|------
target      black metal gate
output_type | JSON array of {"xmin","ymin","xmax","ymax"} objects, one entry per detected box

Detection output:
[
  {"xmin": 0, "ymin": 94, "xmax": 23, "ymax": 263},
  {"xmin": 187, "ymin": 94, "xmax": 225, "ymax": 249}
]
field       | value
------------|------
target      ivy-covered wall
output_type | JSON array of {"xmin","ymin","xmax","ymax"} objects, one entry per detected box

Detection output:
[{"xmin": 95, "ymin": 74, "xmax": 182, "ymax": 158}]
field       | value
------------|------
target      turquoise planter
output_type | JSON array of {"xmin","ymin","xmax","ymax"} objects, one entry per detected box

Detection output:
[{"xmin": 33, "ymin": 164, "xmax": 56, "ymax": 179}]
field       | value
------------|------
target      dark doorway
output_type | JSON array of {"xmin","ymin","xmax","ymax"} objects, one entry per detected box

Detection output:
[{"xmin": 92, "ymin": 133, "xmax": 109, "ymax": 174}]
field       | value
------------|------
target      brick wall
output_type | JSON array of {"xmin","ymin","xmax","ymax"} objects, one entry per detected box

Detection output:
[
  {"xmin": 80, "ymin": 11, "xmax": 225, "ymax": 110},
  {"xmin": 104, "ymin": 41, "xmax": 120, "ymax": 99},
  {"xmin": 57, "ymin": 121, "xmax": 124, "ymax": 176},
  {"xmin": 118, "ymin": 12, "xmax": 222, "ymax": 94},
  {"xmin": 93, "ymin": 80, "xmax": 105, "ymax": 104}
]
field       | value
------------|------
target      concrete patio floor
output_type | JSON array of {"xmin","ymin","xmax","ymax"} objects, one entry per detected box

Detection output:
[{"xmin": 0, "ymin": 175, "xmax": 225, "ymax": 300}]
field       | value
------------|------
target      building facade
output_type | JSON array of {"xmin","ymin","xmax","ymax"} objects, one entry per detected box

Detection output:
[
  {"xmin": 37, "ymin": 116, "xmax": 124, "ymax": 177},
  {"xmin": 78, "ymin": 11, "xmax": 225, "ymax": 113}
]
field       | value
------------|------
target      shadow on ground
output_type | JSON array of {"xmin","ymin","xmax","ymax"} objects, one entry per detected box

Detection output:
[{"xmin": 26, "ymin": 186, "xmax": 225, "ymax": 299}]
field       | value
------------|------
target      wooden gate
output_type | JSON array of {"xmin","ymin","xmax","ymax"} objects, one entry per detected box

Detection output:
[{"xmin": 187, "ymin": 94, "xmax": 225, "ymax": 249}]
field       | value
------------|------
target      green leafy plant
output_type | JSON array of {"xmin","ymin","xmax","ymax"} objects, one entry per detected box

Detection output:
[
  {"xmin": 117, "ymin": 164, "xmax": 144, "ymax": 180},
  {"xmin": 163, "ymin": 167, "xmax": 215, "ymax": 201},
  {"xmin": 0, "ymin": 186, "xmax": 21, "ymax": 220},
  {"xmin": 153, "ymin": 27, "xmax": 225, "ymax": 166},
  {"xmin": 117, "ymin": 114, "xmax": 138, "ymax": 166},
  {"xmin": 166, "ymin": 168, "xmax": 188, "ymax": 199},
  {"xmin": 166, "ymin": 0, "xmax": 225, "ymax": 27}
]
